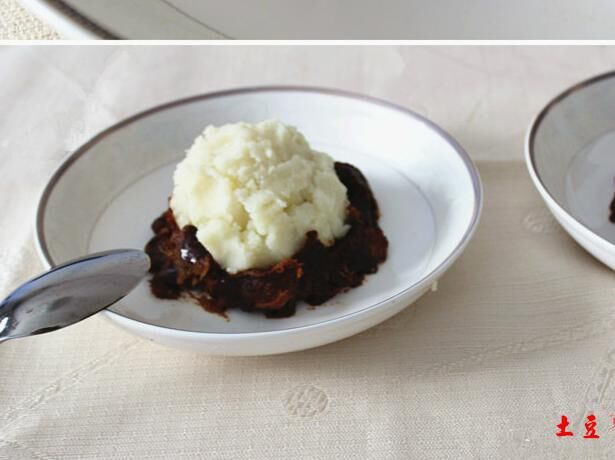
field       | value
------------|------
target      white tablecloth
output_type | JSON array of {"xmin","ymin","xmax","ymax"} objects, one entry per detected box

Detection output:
[{"xmin": 2, "ymin": 46, "xmax": 615, "ymax": 458}]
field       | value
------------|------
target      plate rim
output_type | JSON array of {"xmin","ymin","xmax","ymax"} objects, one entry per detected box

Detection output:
[
  {"xmin": 19, "ymin": 0, "xmax": 227, "ymax": 39},
  {"xmin": 35, "ymin": 85, "xmax": 483, "ymax": 338},
  {"xmin": 17, "ymin": 0, "xmax": 113, "ymax": 39},
  {"xmin": 525, "ymin": 70, "xmax": 615, "ymax": 253}
]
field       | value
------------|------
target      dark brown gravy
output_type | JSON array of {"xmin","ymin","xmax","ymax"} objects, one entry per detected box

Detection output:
[{"xmin": 145, "ymin": 162, "xmax": 388, "ymax": 318}]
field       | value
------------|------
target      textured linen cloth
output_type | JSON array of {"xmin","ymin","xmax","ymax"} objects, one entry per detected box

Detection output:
[
  {"xmin": 0, "ymin": 0, "xmax": 59, "ymax": 39},
  {"xmin": 2, "ymin": 46, "xmax": 615, "ymax": 459},
  {"xmin": 0, "ymin": 0, "xmax": 111, "ymax": 39}
]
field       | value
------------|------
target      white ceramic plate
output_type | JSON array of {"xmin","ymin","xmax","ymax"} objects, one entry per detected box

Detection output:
[
  {"xmin": 36, "ymin": 87, "xmax": 482, "ymax": 355},
  {"xmin": 19, "ymin": 0, "xmax": 615, "ymax": 39},
  {"xmin": 526, "ymin": 72, "xmax": 615, "ymax": 271}
]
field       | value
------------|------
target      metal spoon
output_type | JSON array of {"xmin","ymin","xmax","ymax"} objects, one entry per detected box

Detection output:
[{"xmin": 0, "ymin": 249, "xmax": 150, "ymax": 344}]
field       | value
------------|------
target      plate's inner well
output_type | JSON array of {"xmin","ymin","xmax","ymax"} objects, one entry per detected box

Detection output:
[
  {"xmin": 89, "ymin": 145, "xmax": 436, "ymax": 333},
  {"xmin": 566, "ymin": 130, "xmax": 615, "ymax": 244}
]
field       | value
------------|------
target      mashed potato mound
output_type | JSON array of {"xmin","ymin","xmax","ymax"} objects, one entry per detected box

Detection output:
[{"xmin": 170, "ymin": 120, "xmax": 349, "ymax": 273}]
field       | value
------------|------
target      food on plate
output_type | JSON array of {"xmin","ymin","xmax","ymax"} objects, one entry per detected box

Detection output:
[{"xmin": 145, "ymin": 120, "xmax": 388, "ymax": 318}]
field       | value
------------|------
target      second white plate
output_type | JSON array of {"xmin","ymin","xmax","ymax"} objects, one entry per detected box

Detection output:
[{"xmin": 527, "ymin": 72, "xmax": 615, "ymax": 271}]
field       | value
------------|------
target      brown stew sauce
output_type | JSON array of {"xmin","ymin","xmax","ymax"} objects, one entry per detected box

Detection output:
[{"xmin": 145, "ymin": 162, "xmax": 388, "ymax": 318}]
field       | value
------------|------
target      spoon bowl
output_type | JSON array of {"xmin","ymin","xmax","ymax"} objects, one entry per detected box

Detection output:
[{"xmin": 0, "ymin": 249, "xmax": 150, "ymax": 343}]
